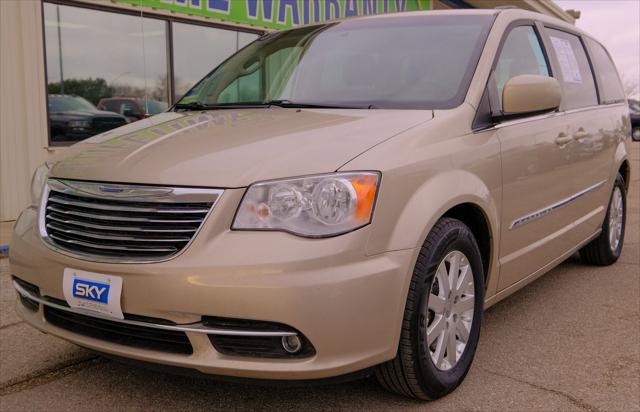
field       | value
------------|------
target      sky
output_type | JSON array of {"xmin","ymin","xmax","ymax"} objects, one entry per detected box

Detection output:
[{"xmin": 555, "ymin": 0, "xmax": 640, "ymax": 99}]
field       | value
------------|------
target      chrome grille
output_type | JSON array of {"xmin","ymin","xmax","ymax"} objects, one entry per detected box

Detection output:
[{"xmin": 40, "ymin": 179, "xmax": 223, "ymax": 262}]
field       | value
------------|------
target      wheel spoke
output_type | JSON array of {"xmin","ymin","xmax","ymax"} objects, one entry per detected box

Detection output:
[
  {"xmin": 436, "ymin": 264, "xmax": 450, "ymax": 296},
  {"xmin": 427, "ymin": 315, "xmax": 445, "ymax": 345},
  {"xmin": 455, "ymin": 296, "xmax": 475, "ymax": 314},
  {"xmin": 445, "ymin": 327, "xmax": 457, "ymax": 366},
  {"xmin": 428, "ymin": 293, "xmax": 446, "ymax": 314},
  {"xmin": 432, "ymin": 330, "xmax": 446, "ymax": 367},
  {"xmin": 456, "ymin": 320, "xmax": 470, "ymax": 343},
  {"xmin": 456, "ymin": 264, "xmax": 471, "ymax": 293},
  {"xmin": 448, "ymin": 253, "xmax": 461, "ymax": 292}
]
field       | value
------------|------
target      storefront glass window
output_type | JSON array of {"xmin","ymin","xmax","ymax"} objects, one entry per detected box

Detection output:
[
  {"xmin": 43, "ymin": 2, "xmax": 261, "ymax": 145},
  {"xmin": 44, "ymin": 3, "xmax": 169, "ymax": 144}
]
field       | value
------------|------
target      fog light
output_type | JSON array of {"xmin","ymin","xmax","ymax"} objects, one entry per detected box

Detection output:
[{"xmin": 281, "ymin": 335, "xmax": 302, "ymax": 354}]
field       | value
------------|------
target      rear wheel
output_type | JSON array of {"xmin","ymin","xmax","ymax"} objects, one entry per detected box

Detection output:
[
  {"xmin": 375, "ymin": 218, "xmax": 484, "ymax": 400},
  {"xmin": 579, "ymin": 173, "xmax": 626, "ymax": 265}
]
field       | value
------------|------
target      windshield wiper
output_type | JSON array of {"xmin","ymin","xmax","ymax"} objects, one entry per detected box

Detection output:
[
  {"xmin": 174, "ymin": 102, "xmax": 268, "ymax": 111},
  {"xmin": 266, "ymin": 100, "xmax": 375, "ymax": 109}
]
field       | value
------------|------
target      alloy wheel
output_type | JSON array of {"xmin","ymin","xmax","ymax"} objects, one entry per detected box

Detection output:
[
  {"xmin": 609, "ymin": 186, "xmax": 624, "ymax": 252},
  {"xmin": 426, "ymin": 250, "xmax": 475, "ymax": 371}
]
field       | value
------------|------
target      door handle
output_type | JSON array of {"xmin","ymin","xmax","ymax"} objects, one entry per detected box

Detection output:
[
  {"xmin": 573, "ymin": 130, "xmax": 589, "ymax": 140},
  {"xmin": 555, "ymin": 133, "xmax": 572, "ymax": 146}
]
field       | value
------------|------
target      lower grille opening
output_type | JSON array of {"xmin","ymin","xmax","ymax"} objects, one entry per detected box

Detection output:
[
  {"xmin": 13, "ymin": 277, "xmax": 40, "ymax": 312},
  {"xmin": 203, "ymin": 317, "xmax": 315, "ymax": 359},
  {"xmin": 44, "ymin": 306, "xmax": 193, "ymax": 355}
]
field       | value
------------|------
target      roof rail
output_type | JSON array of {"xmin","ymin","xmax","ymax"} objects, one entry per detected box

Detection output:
[{"xmin": 494, "ymin": 5, "xmax": 519, "ymax": 10}]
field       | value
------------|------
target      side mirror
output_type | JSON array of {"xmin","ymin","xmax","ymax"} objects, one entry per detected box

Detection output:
[{"xmin": 499, "ymin": 75, "xmax": 561, "ymax": 117}]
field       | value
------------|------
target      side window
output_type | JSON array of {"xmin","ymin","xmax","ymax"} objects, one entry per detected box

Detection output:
[
  {"xmin": 100, "ymin": 100, "xmax": 118, "ymax": 113},
  {"xmin": 545, "ymin": 29, "xmax": 598, "ymax": 109},
  {"xmin": 585, "ymin": 38, "xmax": 625, "ymax": 104},
  {"xmin": 495, "ymin": 26, "xmax": 550, "ymax": 105}
]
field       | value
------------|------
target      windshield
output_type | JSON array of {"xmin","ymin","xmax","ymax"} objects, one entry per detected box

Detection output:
[
  {"xmin": 177, "ymin": 15, "xmax": 494, "ymax": 110},
  {"xmin": 49, "ymin": 95, "xmax": 97, "ymax": 113}
]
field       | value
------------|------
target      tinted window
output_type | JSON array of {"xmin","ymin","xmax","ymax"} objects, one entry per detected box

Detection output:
[
  {"xmin": 178, "ymin": 15, "xmax": 495, "ymax": 110},
  {"xmin": 546, "ymin": 29, "xmax": 598, "ymax": 109},
  {"xmin": 586, "ymin": 38, "xmax": 625, "ymax": 104},
  {"xmin": 495, "ymin": 26, "xmax": 550, "ymax": 106}
]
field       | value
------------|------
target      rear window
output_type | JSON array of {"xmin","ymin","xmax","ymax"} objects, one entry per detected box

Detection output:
[
  {"xmin": 585, "ymin": 38, "xmax": 625, "ymax": 104},
  {"xmin": 545, "ymin": 29, "xmax": 598, "ymax": 110}
]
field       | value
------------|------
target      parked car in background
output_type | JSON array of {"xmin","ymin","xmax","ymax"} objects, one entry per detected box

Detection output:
[
  {"xmin": 629, "ymin": 99, "xmax": 640, "ymax": 141},
  {"xmin": 48, "ymin": 94, "xmax": 128, "ymax": 143},
  {"xmin": 97, "ymin": 97, "xmax": 168, "ymax": 123},
  {"xmin": 13, "ymin": 9, "xmax": 631, "ymax": 401}
]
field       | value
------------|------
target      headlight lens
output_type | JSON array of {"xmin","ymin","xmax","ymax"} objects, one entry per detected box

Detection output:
[
  {"xmin": 232, "ymin": 172, "xmax": 380, "ymax": 237},
  {"xmin": 30, "ymin": 163, "xmax": 51, "ymax": 205}
]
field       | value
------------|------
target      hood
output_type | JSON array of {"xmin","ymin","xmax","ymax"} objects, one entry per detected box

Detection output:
[{"xmin": 51, "ymin": 108, "xmax": 432, "ymax": 188}]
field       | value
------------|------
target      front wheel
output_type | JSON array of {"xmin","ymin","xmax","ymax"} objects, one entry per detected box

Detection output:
[{"xmin": 375, "ymin": 218, "xmax": 484, "ymax": 400}]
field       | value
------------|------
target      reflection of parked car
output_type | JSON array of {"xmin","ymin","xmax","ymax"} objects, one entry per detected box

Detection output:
[
  {"xmin": 48, "ymin": 95, "xmax": 128, "ymax": 143},
  {"xmin": 98, "ymin": 97, "xmax": 168, "ymax": 122},
  {"xmin": 629, "ymin": 100, "xmax": 640, "ymax": 141}
]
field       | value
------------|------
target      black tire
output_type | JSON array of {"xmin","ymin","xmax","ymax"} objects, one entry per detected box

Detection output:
[
  {"xmin": 375, "ymin": 218, "xmax": 484, "ymax": 400},
  {"xmin": 579, "ymin": 173, "xmax": 627, "ymax": 266}
]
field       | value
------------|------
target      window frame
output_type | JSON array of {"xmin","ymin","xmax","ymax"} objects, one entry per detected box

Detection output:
[
  {"xmin": 582, "ymin": 36, "xmax": 626, "ymax": 105},
  {"xmin": 472, "ymin": 19, "xmax": 554, "ymax": 130},
  {"xmin": 538, "ymin": 23, "xmax": 601, "ymax": 110},
  {"xmin": 41, "ymin": 0, "xmax": 264, "ymax": 147}
]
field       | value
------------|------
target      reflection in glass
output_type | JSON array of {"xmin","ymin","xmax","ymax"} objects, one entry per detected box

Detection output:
[
  {"xmin": 44, "ymin": 3, "xmax": 169, "ymax": 143},
  {"xmin": 173, "ymin": 23, "xmax": 258, "ymax": 99}
]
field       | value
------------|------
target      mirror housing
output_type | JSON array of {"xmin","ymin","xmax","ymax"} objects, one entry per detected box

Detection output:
[{"xmin": 499, "ymin": 75, "xmax": 561, "ymax": 118}]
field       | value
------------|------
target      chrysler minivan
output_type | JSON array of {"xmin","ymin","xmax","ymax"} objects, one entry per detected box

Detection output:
[{"xmin": 11, "ymin": 9, "xmax": 631, "ymax": 400}]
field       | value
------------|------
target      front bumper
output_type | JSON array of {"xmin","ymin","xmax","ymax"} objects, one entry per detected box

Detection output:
[{"xmin": 10, "ymin": 193, "xmax": 416, "ymax": 380}]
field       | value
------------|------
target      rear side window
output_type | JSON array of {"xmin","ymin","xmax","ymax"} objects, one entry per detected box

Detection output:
[
  {"xmin": 495, "ymin": 26, "xmax": 550, "ymax": 106},
  {"xmin": 545, "ymin": 29, "xmax": 598, "ymax": 110},
  {"xmin": 585, "ymin": 38, "xmax": 625, "ymax": 104}
]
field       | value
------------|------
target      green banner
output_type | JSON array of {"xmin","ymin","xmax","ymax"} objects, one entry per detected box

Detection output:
[{"xmin": 112, "ymin": 0, "xmax": 432, "ymax": 30}]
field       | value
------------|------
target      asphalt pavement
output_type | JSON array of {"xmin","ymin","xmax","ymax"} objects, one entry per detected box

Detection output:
[{"xmin": 1, "ymin": 144, "xmax": 638, "ymax": 411}]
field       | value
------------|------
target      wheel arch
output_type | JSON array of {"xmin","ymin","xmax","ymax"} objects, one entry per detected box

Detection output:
[
  {"xmin": 368, "ymin": 169, "xmax": 500, "ymax": 295},
  {"xmin": 618, "ymin": 158, "xmax": 630, "ymax": 192}
]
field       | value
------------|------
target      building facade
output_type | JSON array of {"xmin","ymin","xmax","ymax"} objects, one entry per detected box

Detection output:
[{"xmin": 0, "ymin": 0, "xmax": 574, "ymax": 221}]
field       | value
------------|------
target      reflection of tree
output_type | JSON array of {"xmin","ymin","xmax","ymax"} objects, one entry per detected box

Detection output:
[
  {"xmin": 47, "ymin": 74, "xmax": 172, "ymax": 105},
  {"xmin": 48, "ymin": 77, "xmax": 111, "ymax": 105}
]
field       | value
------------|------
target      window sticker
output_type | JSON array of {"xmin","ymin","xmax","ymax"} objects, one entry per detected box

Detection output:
[{"xmin": 550, "ymin": 36, "xmax": 582, "ymax": 83}]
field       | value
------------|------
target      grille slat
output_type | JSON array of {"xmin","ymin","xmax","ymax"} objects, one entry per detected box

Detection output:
[
  {"xmin": 46, "ymin": 214, "xmax": 199, "ymax": 233},
  {"xmin": 47, "ymin": 205, "xmax": 205, "ymax": 224},
  {"xmin": 46, "ymin": 223, "xmax": 192, "ymax": 243},
  {"xmin": 43, "ymin": 180, "xmax": 221, "ymax": 261},
  {"xmin": 48, "ymin": 195, "xmax": 210, "ymax": 214}
]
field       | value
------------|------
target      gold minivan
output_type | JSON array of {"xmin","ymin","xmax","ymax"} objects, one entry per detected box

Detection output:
[{"xmin": 11, "ymin": 8, "xmax": 632, "ymax": 400}]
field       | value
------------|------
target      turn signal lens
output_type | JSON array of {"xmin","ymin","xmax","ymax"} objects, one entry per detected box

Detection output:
[{"xmin": 233, "ymin": 172, "xmax": 380, "ymax": 237}]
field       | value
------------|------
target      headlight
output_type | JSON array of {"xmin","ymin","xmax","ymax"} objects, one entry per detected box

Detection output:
[
  {"xmin": 68, "ymin": 120, "xmax": 91, "ymax": 128},
  {"xmin": 30, "ymin": 163, "xmax": 51, "ymax": 205},
  {"xmin": 232, "ymin": 172, "xmax": 380, "ymax": 237}
]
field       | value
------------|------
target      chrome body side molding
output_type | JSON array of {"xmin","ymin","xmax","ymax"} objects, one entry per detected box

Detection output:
[{"xmin": 509, "ymin": 180, "xmax": 607, "ymax": 230}]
